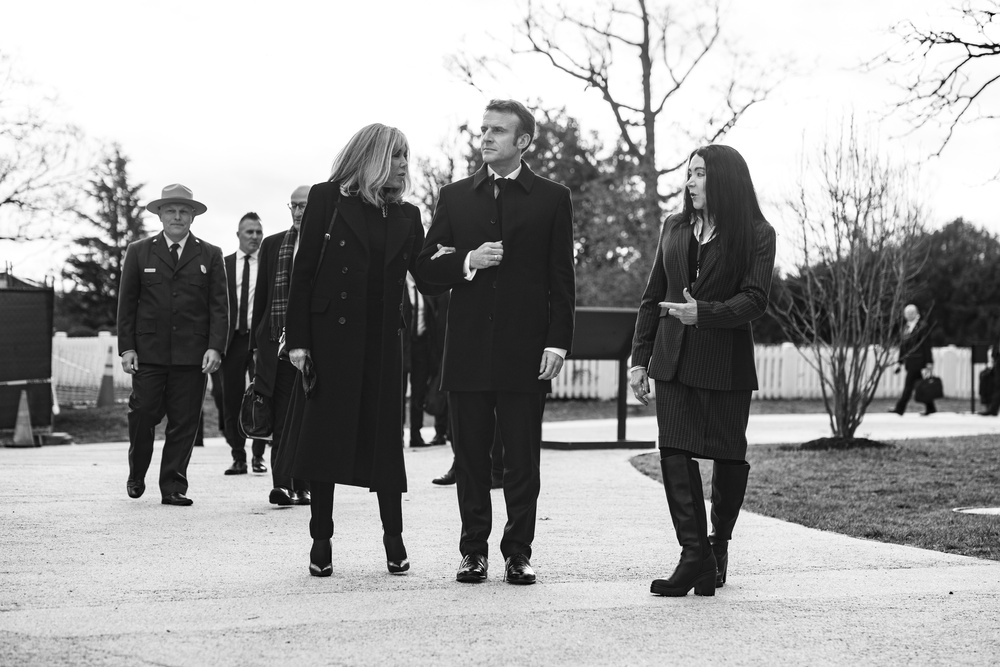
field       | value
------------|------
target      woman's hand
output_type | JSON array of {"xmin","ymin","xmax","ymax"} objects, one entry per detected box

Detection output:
[
  {"xmin": 659, "ymin": 288, "xmax": 699, "ymax": 326},
  {"xmin": 629, "ymin": 367, "xmax": 650, "ymax": 406},
  {"xmin": 289, "ymin": 348, "xmax": 311, "ymax": 373}
]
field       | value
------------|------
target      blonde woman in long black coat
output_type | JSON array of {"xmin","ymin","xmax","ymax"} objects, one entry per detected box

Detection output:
[
  {"xmin": 278, "ymin": 124, "xmax": 440, "ymax": 577},
  {"xmin": 629, "ymin": 145, "xmax": 776, "ymax": 597}
]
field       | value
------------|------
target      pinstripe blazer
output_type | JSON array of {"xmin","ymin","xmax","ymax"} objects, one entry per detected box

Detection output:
[{"xmin": 631, "ymin": 214, "xmax": 776, "ymax": 391}]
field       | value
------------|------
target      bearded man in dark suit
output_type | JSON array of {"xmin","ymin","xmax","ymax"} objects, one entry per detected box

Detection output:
[
  {"xmin": 416, "ymin": 99, "xmax": 576, "ymax": 585},
  {"xmin": 117, "ymin": 184, "xmax": 228, "ymax": 506}
]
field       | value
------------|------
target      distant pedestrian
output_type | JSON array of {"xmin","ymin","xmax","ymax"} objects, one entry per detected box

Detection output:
[
  {"xmin": 890, "ymin": 304, "xmax": 936, "ymax": 416},
  {"xmin": 277, "ymin": 124, "xmax": 440, "ymax": 577},
  {"xmin": 978, "ymin": 337, "xmax": 999, "ymax": 416},
  {"xmin": 629, "ymin": 145, "xmax": 776, "ymax": 597},
  {"xmin": 117, "ymin": 184, "xmax": 228, "ymax": 506},
  {"xmin": 402, "ymin": 272, "xmax": 447, "ymax": 448}
]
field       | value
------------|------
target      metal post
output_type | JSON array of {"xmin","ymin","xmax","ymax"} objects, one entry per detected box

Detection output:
[{"xmin": 617, "ymin": 358, "xmax": 627, "ymax": 441}]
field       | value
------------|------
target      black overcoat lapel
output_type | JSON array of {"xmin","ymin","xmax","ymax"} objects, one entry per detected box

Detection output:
[{"xmin": 334, "ymin": 195, "xmax": 370, "ymax": 258}]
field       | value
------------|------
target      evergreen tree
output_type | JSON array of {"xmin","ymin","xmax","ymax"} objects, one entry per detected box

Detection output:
[{"xmin": 61, "ymin": 145, "xmax": 146, "ymax": 333}]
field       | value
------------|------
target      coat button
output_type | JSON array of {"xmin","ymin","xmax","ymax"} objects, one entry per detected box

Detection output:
[
  {"xmin": 338, "ymin": 317, "xmax": 346, "ymax": 324},
  {"xmin": 490, "ymin": 219, "xmax": 496, "ymax": 225},
  {"xmin": 488, "ymin": 314, "xmax": 493, "ymax": 321},
  {"xmin": 492, "ymin": 281, "xmax": 497, "ymax": 288},
  {"xmin": 397, "ymin": 278, "xmax": 404, "ymax": 285},
  {"xmin": 339, "ymin": 240, "xmax": 345, "ymax": 247},
  {"xmin": 342, "ymin": 267, "xmax": 348, "ymax": 274},
  {"xmin": 340, "ymin": 292, "xmax": 347, "ymax": 299},
  {"xmin": 403, "ymin": 253, "xmax": 409, "ymax": 260}
]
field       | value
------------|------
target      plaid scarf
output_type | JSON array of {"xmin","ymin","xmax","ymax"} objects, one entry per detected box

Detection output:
[{"xmin": 269, "ymin": 226, "xmax": 298, "ymax": 341}]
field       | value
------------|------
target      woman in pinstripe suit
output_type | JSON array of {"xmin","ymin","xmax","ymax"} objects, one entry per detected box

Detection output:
[{"xmin": 629, "ymin": 145, "xmax": 776, "ymax": 597}]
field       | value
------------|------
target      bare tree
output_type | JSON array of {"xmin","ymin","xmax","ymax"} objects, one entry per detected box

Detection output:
[
  {"xmin": 875, "ymin": 1, "xmax": 1000, "ymax": 159},
  {"xmin": 774, "ymin": 119, "xmax": 928, "ymax": 442},
  {"xmin": 452, "ymin": 0, "xmax": 785, "ymax": 206},
  {"xmin": 0, "ymin": 53, "xmax": 82, "ymax": 241}
]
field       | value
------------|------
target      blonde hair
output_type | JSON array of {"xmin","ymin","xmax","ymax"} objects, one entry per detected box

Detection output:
[{"xmin": 328, "ymin": 123, "xmax": 411, "ymax": 208}]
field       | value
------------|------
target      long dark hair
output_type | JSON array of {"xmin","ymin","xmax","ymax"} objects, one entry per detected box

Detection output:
[{"xmin": 679, "ymin": 144, "xmax": 765, "ymax": 289}]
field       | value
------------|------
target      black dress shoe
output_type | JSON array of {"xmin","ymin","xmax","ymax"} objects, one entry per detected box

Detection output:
[
  {"xmin": 978, "ymin": 409, "xmax": 998, "ymax": 416},
  {"xmin": 921, "ymin": 406, "xmax": 937, "ymax": 416},
  {"xmin": 294, "ymin": 489, "xmax": 312, "ymax": 505},
  {"xmin": 252, "ymin": 456, "xmax": 268, "ymax": 473},
  {"xmin": 269, "ymin": 487, "xmax": 295, "ymax": 506},
  {"xmin": 224, "ymin": 461, "xmax": 248, "ymax": 475},
  {"xmin": 456, "ymin": 553, "xmax": 488, "ymax": 583},
  {"xmin": 888, "ymin": 408, "xmax": 903, "ymax": 416},
  {"xmin": 126, "ymin": 480, "xmax": 145, "ymax": 499},
  {"xmin": 432, "ymin": 465, "xmax": 456, "ymax": 486},
  {"xmin": 503, "ymin": 554, "xmax": 536, "ymax": 585},
  {"xmin": 429, "ymin": 434, "xmax": 448, "ymax": 446},
  {"xmin": 161, "ymin": 492, "xmax": 193, "ymax": 506},
  {"xmin": 410, "ymin": 438, "xmax": 432, "ymax": 447},
  {"xmin": 309, "ymin": 538, "xmax": 332, "ymax": 577}
]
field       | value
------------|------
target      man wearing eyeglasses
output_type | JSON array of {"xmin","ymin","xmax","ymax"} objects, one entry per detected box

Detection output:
[{"xmin": 250, "ymin": 185, "xmax": 313, "ymax": 506}]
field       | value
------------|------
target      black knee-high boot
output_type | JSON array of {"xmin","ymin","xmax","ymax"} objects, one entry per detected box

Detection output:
[
  {"xmin": 651, "ymin": 453, "xmax": 716, "ymax": 597},
  {"xmin": 710, "ymin": 462, "xmax": 750, "ymax": 587}
]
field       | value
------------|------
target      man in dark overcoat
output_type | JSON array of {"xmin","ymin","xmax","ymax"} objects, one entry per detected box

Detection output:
[
  {"xmin": 251, "ymin": 185, "xmax": 312, "ymax": 505},
  {"xmin": 416, "ymin": 99, "xmax": 576, "ymax": 585},
  {"xmin": 117, "ymin": 183, "xmax": 228, "ymax": 506},
  {"xmin": 220, "ymin": 212, "xmax": 268, "ymax": 475}
]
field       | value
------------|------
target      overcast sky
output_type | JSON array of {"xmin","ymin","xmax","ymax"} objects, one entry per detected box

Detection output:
[{"xmin": 2, "ymin": 0, "xmax": 997, "ymax": 282}]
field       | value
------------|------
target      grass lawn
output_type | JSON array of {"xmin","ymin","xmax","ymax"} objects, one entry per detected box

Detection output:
[{"xmin": 631, "ymin": 434, "xmax": 1000, "ymax": 562}]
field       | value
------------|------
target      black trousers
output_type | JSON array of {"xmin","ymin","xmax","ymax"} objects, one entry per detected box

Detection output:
[
  {"xmin": 405, "ymin": 333, "xmax": 433, "ymax": 443},
  {"xmin": 308, "ymin": 482, "xmax": 402, "ymax": 540},
  {"xmin": 221, "ymin": 331, "xmax": 266, "ymax": 461},
  {"xmin": 450, "ymin": 390, "xmax": 545, "ymax": 560},
  {"xmin": 127, "ymin": 364, "xmax": 206, "ymax": 495}
]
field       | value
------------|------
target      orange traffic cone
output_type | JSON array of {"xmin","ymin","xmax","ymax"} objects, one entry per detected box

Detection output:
[
  {"xmin": 12, "ymin": 388, "xmax": 36, "ymax": 447},
  {"xmin": 97, "ymin": 345, "xmax": 116, "ymax": 407}
]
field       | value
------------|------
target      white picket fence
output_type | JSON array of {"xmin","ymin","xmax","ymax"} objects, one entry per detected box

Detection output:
[{"xmin": 51, "ymin": 334, "xmax": 985, "ymax": 406}]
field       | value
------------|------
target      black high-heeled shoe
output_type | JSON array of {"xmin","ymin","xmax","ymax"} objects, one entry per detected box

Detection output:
[
  {"xmin": 309, "ymin": 538, "xmax": 332, "ymax": 577},
  {"xmin": 383, "ymin": 533, "xmax": 409, "ymax": 574}
]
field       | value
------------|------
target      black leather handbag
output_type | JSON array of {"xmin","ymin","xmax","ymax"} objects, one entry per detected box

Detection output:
[
  {"xmin": 238, "ymin": 380, "xmax": 273, "ymax": 439},
  {"xmin": 915, "ymin": 375, "xmax": 944, "ymax": 403},
  {"xmin": 423, "ymin": 372, "xmax": 447, "ymax": 417}
]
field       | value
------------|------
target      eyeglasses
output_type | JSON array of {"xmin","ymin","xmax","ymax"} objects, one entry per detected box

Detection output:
[{"xmin": 287, "ymin": 203, "xmax": 307, "ymax": 211}]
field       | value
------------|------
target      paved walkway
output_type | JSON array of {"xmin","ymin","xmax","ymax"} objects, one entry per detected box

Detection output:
[{"xmin": 1, "ymin": 412, "xmax": 999, "ymax": 666}]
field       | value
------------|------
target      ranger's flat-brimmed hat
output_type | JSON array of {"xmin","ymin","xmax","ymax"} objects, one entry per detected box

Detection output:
[{"xmin": 146, "ymin": 183, "xmax": 208, "ymax": 216}]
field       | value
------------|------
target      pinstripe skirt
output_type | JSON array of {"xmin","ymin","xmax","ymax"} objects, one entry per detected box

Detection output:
[{"xmin": 654, "ymin": 379, "xmax": 751, "ymax": 460}]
